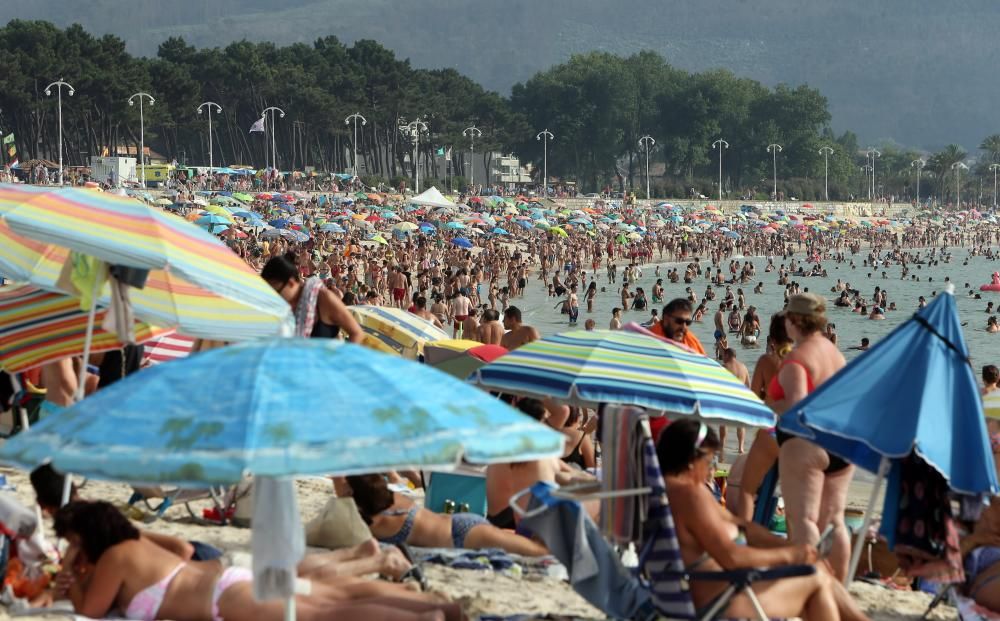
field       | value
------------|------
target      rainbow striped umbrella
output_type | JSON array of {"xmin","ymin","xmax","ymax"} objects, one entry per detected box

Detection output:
[
  {"xmin": 347, "ymin": 305, "xmax": 448, "ymax": 360},
  {"xmin": 0, "ymin": 284, "xmax": 172, "ymax": 373},
  {"xmin": 474, "ymin": 330, "xmax": 774, "ymax": 426},
  {"xmin": 0, "ymin": 185, "xmax": 290, "ymax": 340}
]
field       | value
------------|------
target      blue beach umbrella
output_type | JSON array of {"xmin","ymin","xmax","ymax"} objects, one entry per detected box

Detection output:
[
  {"xmin": 445, "ymin": 221, "xmax": 466, "ymax": 230},
  {"xmin": 451, "ymin": 237, "xmax": 473, "ymax": 249},
  {"xmin": 268, "ymin": 218, "xmax": 290, "ymax": 228},
  {"xmin": 492, "ymin": 227, "xmax": 509, "ymax": 236},
  {"xmin": 195, "ymin": 214, "xmax": 231, "ymax": 227},
  {"xmin": 778, "ymin": 289, "xmax": 999, "ymax": 580}
]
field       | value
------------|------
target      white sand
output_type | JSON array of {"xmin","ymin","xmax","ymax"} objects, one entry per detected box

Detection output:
[{"xmin": 0, "ymin": 467, "xmax": 955, "ymax": 621}]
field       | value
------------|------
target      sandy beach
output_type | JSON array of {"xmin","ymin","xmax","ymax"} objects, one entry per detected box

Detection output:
[{"xmin": 0, "ymin": 466, "xmax": 953, "ymax": 621}]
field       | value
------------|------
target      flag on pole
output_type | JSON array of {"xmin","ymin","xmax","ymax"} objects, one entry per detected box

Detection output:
[
  {"xmin": 2, "ymin": 134, "xmax": 13, "ymax": 145},
  {"xmin": 435, "ymin": 147, "xmax": 445, "ymax": 156},
  {"xmin": 249, "ymin": 116, "xmax": 266, "ymax": 133}
]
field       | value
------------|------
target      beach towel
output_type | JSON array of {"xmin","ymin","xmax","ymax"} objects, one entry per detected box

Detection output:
[
  {"xmin": 294, "ymin": 277, "xmax": 324, "ymax": 337},
  {"xmin": 599, "ymin": 405, "xmax": 649, "ymax": 544}
]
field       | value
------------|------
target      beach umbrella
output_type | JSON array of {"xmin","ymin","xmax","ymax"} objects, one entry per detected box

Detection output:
[
  {"xmin": 475, "ymin": 330, "xmax": 773, "ymax": 426},
  {"xmin": 778, "ymin": 288, "xmax": 999, "ymax": 581},
  {"xmin": 549, "ymin": 226, "xmax": 569, "ymax": 238},
  {"xmin": 195, "ymin": 214, "xmax": 231, "ymax": 227},
  {"xmin": 424, "ymin": 341, "xmax": 509, "ymax": 379},
  {"xmin": 0, "ymin": 284, "xmax": 171, "ymax": 373},
  {"xmin": 392, "ymin": 222, "xmax": 418, "ymax": 233},
  {"xmin": 451, "ymin": 237, "xmax": 473, "ymax": 249},
  {"xmin": 444, "ymin": 221, "xmax": 466, "ymax": 230},
  {"xmin": 154, "ymin": 198, "xmax": 173, "ymax": 207},
  {"xmin": 492, "ymin": 227, "xmax": 509, "ymax": 236},
  {"xmin": 347, "ymin": 305, "xmax": 449, "ymax": 360},
  {"xmin": 0, "ymin": 339, "xmax": 565, "ymax": 620},
  {"xmin": 0, "ymin": 186, "xmax": 290, "ymax": 344}
]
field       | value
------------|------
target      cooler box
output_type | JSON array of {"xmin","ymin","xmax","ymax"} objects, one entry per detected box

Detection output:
[{"xmin": 424, "ymin": 471, "xmax": 487, "ymax": 516}]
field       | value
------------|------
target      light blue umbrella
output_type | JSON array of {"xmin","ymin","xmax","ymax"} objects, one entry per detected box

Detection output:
[
  {"xmin": 778, "ymin": 289, "xmax": 999, "ymax": 580},
  {"xmin": 445, "ymin": 221, "xmax": 466, "ymax": 230},
  {"xmin": 492, "ymin": 227, "xmax": 509, "ymax": 235},
  {"xmin": 320, "ymin": 223, "xmax": 346, "ymax": 234},
  {"xmin": 451, "ymin": 237, "xmax": 473, "ymax": 249},
  {"xmin": 0, "ymin": 339, "xmax": 565, "ymax": 484},
  {"xmin": 195, "ymin": 214, "xmax": 231, "ymax": 226}
]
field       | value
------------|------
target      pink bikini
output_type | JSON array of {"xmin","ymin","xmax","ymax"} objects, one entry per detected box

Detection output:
[{"xmin": 123, "ymin": 563, "xmax": 253, "ymax": 621}]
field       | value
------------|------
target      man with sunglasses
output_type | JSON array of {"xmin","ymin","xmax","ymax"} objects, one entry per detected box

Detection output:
[{"xmin": 650, "ymin": 298, "xmax": 706, "ymax": 355}]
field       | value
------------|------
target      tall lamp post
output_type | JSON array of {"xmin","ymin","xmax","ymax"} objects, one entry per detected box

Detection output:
[
  {"xmin": 196, "ymin": 101, "xmax": 222, "ymax": 176},
  {"xmin": 952, "ymin": 161, "xmax": 969, "ymax": 208},
  {"xmin": 344, "ymin": 112, "xmax": 367, "ymax": 179},
  {"xmin": 536, "ymin": 129, "xmax": 554, "ymax": 198},
  {"xmin": 398, "ymin": 119, "xmax": 428, "ymax": 193},
  {"xmin": 991, "ymin": 164, "xmax": 1000, "ymax": 209},
  {"xmin": 911, "ymin": 159, "xmax": 925, "ymax": 205},
  {"xmin": 462, "ymin": 125, "xmax": 482, "ymax": 191},
  {"xmin": 819, "ymin": 146, "xmax": 834, "ymax": 201},
  {"xmin": 45, "ymin": 79, "xmax": 75, "ymax": 186},
  {"xmin": 639, "ymin": 135, "xmax": 655, "ymax": 200},
  {"xmin": 261, "ymin": 106, "xmax": 285, "ymax": 175},
  {"xmin": 866, "ymin": 148, "xmax": 881, "ymax": 201},
  {"xmin": 128, "ymin": 92, "xmax": 154, "ymax": 188},
  {"xmin": 767, "ymin": 143, "xmax": 782, "ymax": 201},
  {"xmin": 712, "ymin": 139, "xmax": 729, "ymax": 202}
]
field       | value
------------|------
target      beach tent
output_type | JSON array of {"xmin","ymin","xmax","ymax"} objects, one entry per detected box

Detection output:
[
  {"xmin": 409, "ymin": 187, "xmax": 456, "ymax": 209},
  {"xmin": 778, "ymin": 287, "xmax": 999, "ymax": 581}
]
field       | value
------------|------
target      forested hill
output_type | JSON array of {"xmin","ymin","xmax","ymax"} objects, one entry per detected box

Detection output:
[{"xmin": 2, "ymin": 0, "xmax": 999, "ymax": 149}]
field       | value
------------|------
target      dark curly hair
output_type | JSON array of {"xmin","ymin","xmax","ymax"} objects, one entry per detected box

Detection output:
[
  {"xmin": 54, "ymin": 501, "xmax": 140, "ymax": 563},
  {"xmin": 344, "ymin": 475, "xmax": 394, "ymax": 525}
]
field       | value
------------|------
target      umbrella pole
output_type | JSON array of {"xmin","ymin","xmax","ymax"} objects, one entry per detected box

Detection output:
[
  {"xmin": 846, "ymin": 456, "xmax": 890, "ymax": 584},
  {"xmin": 284, "ymin": 597, "xmax": 295, "ymax": 621},
  {"xmin": 73, "ymin": 275, "xmax": 103, "ymax": 403}
]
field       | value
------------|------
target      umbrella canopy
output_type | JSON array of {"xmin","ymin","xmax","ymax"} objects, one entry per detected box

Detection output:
[
  {"xmin": 778, "ymin": 290, "xmax": 998, "ymax": 496},
  {"xmin": 0, "ymin": 284, "xmax": 171, "ymax": 373},
  {"xmin": 451, "ymin": 237, "xmax": 473, "ymax": 249},
  {"xmin": 475, "ymin": 330, "xmax": 773, "ymax": 426},
  {"xmin": 409, "ymin": 187, "xmax": 457, "ymax": 209},
  {"xmin": 347, "ymin": 305, "xmax": 449, "ymax": 360},
  {"xmin": 0, "ymin": 339, "xmax": 565, "ymax": 483}
]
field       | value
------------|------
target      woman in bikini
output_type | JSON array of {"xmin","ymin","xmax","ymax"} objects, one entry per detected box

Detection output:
[
  {"xmin": 261, "ymin": 253, "xmax": 364, "ymax": 342},
  {"xmin": 771, "ymin": 293, "xmax": 852, "ymax": 581},
  {"xmin": 342, "ymin": 475, "xmax": 547, "ymax": 557},
  {"xmin": 54, "ymin": 501, "xmax": 461, "ymax": 621},
  {"xmin": 660, "ymin": 420, "xmax": 868, "ymax": 621}
]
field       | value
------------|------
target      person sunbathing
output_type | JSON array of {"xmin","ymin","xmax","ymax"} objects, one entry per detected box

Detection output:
[
  {"xmin": 53, "ymin": 501, "xmax": 462, "ymax": 621},
  {"xmin": 341, "ymin": 474, "xmax": 548, "ymax": 557},
  {"xmin": 31, "ymin": 464, "xmax": 413, "ymax": 583},
  {"xmin": 658, "ymin": 420, "xmax": 869, "ymax": 621}
]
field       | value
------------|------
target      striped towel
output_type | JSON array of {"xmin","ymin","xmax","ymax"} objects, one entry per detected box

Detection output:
[
  {"xmin": 642, "ymin": 429, "xmax": 698, "ymax": 619},
  {"xmin": 142, "ymin": 334, "xmax": 195, "ymax": 366},
  {"xmin": 599, "ymin": 405, "xmax": 648, "ymax": 543}
]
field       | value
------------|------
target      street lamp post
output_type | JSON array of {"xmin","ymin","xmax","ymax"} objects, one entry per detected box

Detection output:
[
  {"xmin": 911, "ymin": 159, "xmax": 925, "ymax": 205},
  {"xmin": 261, "ymin": 106, "xmax": 285, "ymax": 188},
  {"xmin": 44, "ymin": 79, "xmax": 75, "ymax": 185},
  {"xmin": 991, "ymin": 164, "xmax": 1000, "ymax": 208},
  {"xmin": 344, "ymin": 112, "xmax": 367, "ymax": 179},
  {"xmin": 952, "ymin": 161, "xmax": 969, "ymax": 208},
  {"xmin": 398, "ymin": 119, "xmax": 428, "ymax": 193},
  {"xmin": 462, "ymin": 125, "xmax": 482, "ymax": 191},
  {"xmin": 128, "ymin": 92, "xmax": 154, "ymax": 188},
  {"xmin": 819, "ymin": 146, "xmax": 834, "ymax": 201},
  {"xmin": 712, "ymin": 139, "xmax": 729, "ymax": 202},
  {"xmin": 866, "ymin": 148, "xmax": 881, "ymax": 201},
  {"xmin": 536, "ymin": 129, "xmax": 554, "ymax": 198},
  {"xmin": 767, "ymin": 143, "xmax": 782, "ymax": 201},
  {"xmin": 639, "ymin": 135, "xmax": 655, "ymax": 200},
  {"xmin": 196, "ymin": 101, "xmax": 222, "ymax": 176}
]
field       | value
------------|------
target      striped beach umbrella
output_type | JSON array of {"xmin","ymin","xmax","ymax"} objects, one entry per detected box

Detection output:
[
  {"xmin": 0, "ymin": 186, "xmax": 290, "ymax": 341},
  {"xmin": 0, "ymin": 284, "xmax": 171, "ymax": 373},
  {"xmin": 347, "ymin": 305, "xmax": 448, "ymax": 360},
  {"xmin": 475, "ymin": 330, "xmax": 774, "ymax": 426}
]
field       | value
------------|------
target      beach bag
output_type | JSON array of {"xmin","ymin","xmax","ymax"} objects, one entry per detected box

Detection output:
[{"xmin": 305, "ymin": 497, "xmax": 371, "ymax": 549}]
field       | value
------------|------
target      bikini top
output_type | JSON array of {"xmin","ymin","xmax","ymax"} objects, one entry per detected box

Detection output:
[
  {"xmin": 125, "ymin": 563, "xmax": 186, "ymax": 621},
  {"xmin": 767, "ymin": 359, "xmax": 816, "ymax": 402}
]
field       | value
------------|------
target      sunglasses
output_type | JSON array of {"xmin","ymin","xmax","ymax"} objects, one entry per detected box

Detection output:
[{"xmin": 669, "ymin": 316, "xmax": 693, "ymax": 326}]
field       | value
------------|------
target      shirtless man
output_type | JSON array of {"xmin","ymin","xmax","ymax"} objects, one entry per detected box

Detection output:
[
  {"xmin": 500, "ymin": 306, "xmax": 540, "ymax": 350},
  {"xmin": 449, "ymin": 290, "xmax": 472, "ymax": 338},
  {"xmin": 478, "ymin": 309, "xmax": 504, "ymax": 345},
  {"xmin": 719, "ymin": 348, "xmax": 749, "ymax": 459},
  {"xmin": 462, "ymin": 307, "xmax": 480, "ymax": 340},
  {"xmin": 410, "ymin": 296, "xmax": 444, "ymax": 329},
  {"xmin": 388, "ymin": 266, "xmax": 408, "ymax": 309}
]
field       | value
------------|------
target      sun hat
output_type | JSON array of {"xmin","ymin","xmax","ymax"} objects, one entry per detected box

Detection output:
[{"xmin": 784, "ymin": 292, "xmax": 826, "ymax": 316}]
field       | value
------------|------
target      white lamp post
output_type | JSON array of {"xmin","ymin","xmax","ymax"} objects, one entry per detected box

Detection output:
[
  {"xmin": 536, "ymin": 129, "xmax": 554, "ymax": 198},
  {"xmin": 463, "ymin": 125, "xmax": 482, "ymax": 191},
  {"xmin": 344, "ymin": 112, "xmax": 367, "ymax": 179},
  {"xmin": 261, "ymin": 106, "xmax": 285, "ymax": 188},
  {"xmin": 197, "ymin": 101, "xmax": 222, "ymax": 175},
  {"xmin": 819, "ymin": 146, "xmax": 834, "ymax": 201},
  {"xmin": 990, "ymin": 164, "xmax": 1000, "ymax": 208},
  {"xmin": 128, "ymin": 92, "xmax": 154, "ymax": 188},
  {"xmin": 952, "ymin": 161, "xmax": 969, "ymax": 208},
  {"xmin": 911, "ymin": 159, "xmax": 925, "ymax": 205},
  {"xmin": 712, "ymin": 139, "xmax": 729, "ymax": 202},
  {"xmin": 399, "ymin": 119, "xmax": 428, "ymax": 193},
  {"xmin": 866, "ymin": 148, "xmax": 881, "ymax": 201},
  {"xmin": 44, "ymin": 79, "xmax": 75, "ymax": 186},
  {"xmin": 639, "ymin": 135, "xmax": 655, "ymax": 200},
  {"xmin": 767, "ymin": 143, "xmax": 782, "ymax": 201}
]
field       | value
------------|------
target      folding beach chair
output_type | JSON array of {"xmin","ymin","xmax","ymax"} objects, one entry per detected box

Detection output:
[
  {"xmin": 127, "ymin": 484, "xmax": 245, "ymax": 524},
  {"xmin": 752, "ymin": 465, "xmax": 780, "ymax": 528}
]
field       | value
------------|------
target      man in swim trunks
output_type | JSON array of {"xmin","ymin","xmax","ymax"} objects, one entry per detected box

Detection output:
[{"xmin": 389, "ymin": 267, "xmax": 408, "ymax": 309}]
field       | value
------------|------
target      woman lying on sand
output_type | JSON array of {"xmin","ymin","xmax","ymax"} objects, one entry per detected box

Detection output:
[
  {"xmin": 340, "ymin": 475, "xmax": 548, "ymax": 557},
  {"xmin": 660, "ymin": 420, "xmax": 869, "ymax": 621},
  {"xmin": 54, "ymin": 501, "xmax": 463, "ymax": 621}
]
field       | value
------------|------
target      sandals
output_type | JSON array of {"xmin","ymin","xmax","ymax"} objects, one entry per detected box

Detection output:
[{"xmin": 394, "ymin": 542, "xmax": 429, "ymax": 591}]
